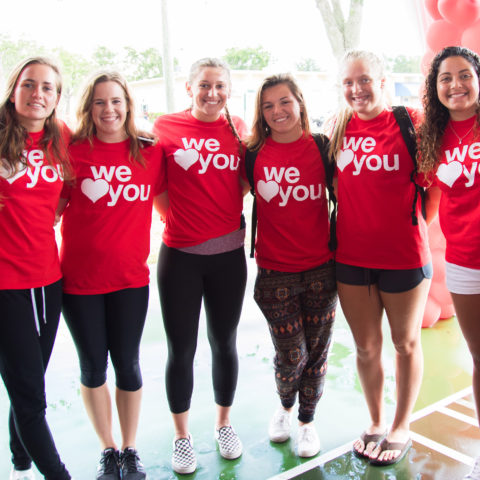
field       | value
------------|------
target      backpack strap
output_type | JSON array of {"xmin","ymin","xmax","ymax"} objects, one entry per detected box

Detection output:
[
  {"xmin": 246, "ymin": 134, "xmax": 337, "ymax": 259},
  {"xmin": 312, "ymin": 133, "xmax": 337, "ymax": 251},
  {"xmin": 245, "ymin": 148, "xmax": 258, "ymax": 258},
  {"xmin": 392, "ymin": 105, "xmax": 426, "ymax": 226}
]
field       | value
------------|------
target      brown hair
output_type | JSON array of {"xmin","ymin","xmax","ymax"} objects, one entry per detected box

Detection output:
[
  {"xmin": 0, "ymin": 56, "xmax": 69, "ymax": 177},
  {"xmin": 188, "ymin": 57, "xmax": 243, "ymax": 155},
  {"xmin": 246, "ymin": 73, "xmax": 311, "ymax": 152},
  {"xmin": 73, "ymin": 70, "xmax": 147, "ymax": 165},
  {"xmin": 418, "ymin": 46, "xmax": 480, "ymax": 179}
]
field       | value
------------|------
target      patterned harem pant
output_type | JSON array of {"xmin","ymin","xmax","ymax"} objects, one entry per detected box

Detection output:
[{"xmin": 254, "ymin": 260, "xmax": 337, "ymax": 423}]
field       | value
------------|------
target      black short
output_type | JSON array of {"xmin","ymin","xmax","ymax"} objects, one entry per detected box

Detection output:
[{"xmin": 336, "ymin": 262, "xmax": 433, "ymax": 293}]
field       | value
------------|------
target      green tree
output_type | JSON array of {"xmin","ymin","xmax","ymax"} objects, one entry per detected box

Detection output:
[
  {"xmin": 123, "ymin": 46, "xmax": 163, "ymax": 81},
  {"xmin": 0, "ymin": 35, "xmax": 47, "ymax": 79},
  {"xmin": 313, "ymin": 0, "xmax": 364, "ymax": 61},
  {"xmin": 92, "ymin": 46, "xmax": 118, "ymax": 69},
  {"xmin": 223, "ymin": 46, "xmax": 271, "ymax": 71},
  {"xmin": 54, "ymin": 48, "xmax": 93, "ymax": 115},
  {"xmin": 387, "ymin": 55, "xmax": 421, "ymax": 74},
  {"xmin": 296, "ymin": 57, "xmax": 323, "ymax": 72}
]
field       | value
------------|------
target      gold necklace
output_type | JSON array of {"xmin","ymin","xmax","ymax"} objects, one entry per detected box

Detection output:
[{"xmin": 449, "ymin": 122, "xmax": 474, "ymax": 144}]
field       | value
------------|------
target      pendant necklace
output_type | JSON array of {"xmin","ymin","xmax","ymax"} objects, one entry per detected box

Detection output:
[{"xmin": 449, "ymin": 122, "xmax": 474, "ymax": 144}]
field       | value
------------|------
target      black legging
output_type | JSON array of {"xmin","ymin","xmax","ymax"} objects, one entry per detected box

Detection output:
[
  {"xmin": 0, "ymin": 280, "xmax": 71, "ymax": 479},
  {"xmin": 157, "ymin": 244, "xmax": 247, "ymax": 413},
  {"xmin": 62, "ymin": 286, "xmax": 149, "ymax": 391}
]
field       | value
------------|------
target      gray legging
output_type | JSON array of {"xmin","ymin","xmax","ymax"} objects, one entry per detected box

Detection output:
[{"xmin": 157, "ymin": 244, "xmax": 247, "ymax": 414}]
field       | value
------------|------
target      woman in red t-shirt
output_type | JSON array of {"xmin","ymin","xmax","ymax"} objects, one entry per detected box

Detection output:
[
  {"xmin": 246, "ymin": 73, "xmax": 337, "ymax": 458},
  {"xmin": 152, "ymin": 58, "xmax": 247, "ymax": 475},
  {"xmin": 0, "ymin": 57, "xmax": 72, "ymax": 479},
  {"xmin": 329, "ymin": 50, "xmax": 439, "ymax": 466},
  {"xmin": 418, "ymin": 46, "xmax": 480, "ymax": 479},
  {"xmin": 58, "ymin": 72, "xmax": 163, "ymax": 479}
]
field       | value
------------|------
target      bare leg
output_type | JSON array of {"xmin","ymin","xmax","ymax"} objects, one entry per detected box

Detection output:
[
  {"xmin": 451, "ymin": 293, "xmax": 480, "ymax": 429},
  {"xmin": 172, "ymin": 410, "xmax": 190, "ymax": 440},
  {"xmin": 116, "ymin": 387, "xmax": 142, "ymax": 450},
  {"xmin": 81, "ymin": 383, "xmax": 117, "ymax": 450},
  {"xmin": 370, "ymin": 278, "xmax": 430, "ymax": 463},
  {"xmin": 337, "ymin": 282, "xmax": 386, "ymax": 456}
]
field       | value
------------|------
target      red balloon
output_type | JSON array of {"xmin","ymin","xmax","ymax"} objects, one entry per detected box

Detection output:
[
  {"xmin": 462, "ymin": 20, "xmax": 480, "ymax": 54},
  {"xmin": 425, "ymin": 0, "xmax": 443, "ymax": 20},
  {"xmin": 438, "ymin": 0, "xmax": 480, "ymax": 29},
  {"xmin": 426, "ymin": 19, "xmax": 462, "ymax": 52}
]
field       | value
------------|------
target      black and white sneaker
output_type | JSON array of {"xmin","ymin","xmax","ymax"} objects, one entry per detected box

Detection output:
[
  {"xmin": 96, "ymin": 448, "xmax": 121, "ymax": 480},
  {"xmin": 120, "ymin": 447, "xmax": 146, "ymax": 480},
  {"xmin": 172, "ymin": 434, "xmax": 197, "ymax": 474},
  {"xmin": 214, "ymin": 425, "xmax": 242, "ymax": 460}
]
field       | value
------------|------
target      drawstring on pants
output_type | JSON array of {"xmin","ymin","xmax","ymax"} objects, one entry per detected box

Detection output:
[{"xmin": 30, "ymin": 287, "xmax": 47, "ymax": 336}]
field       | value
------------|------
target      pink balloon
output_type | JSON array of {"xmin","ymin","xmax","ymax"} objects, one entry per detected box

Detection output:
[
  {"xmin": 426, "ymin": 20, "xmax": 463, "ymax": 52},
  {"xmin": 462, "ymin": 20, "xmax": 480, "ymax": 54},
  {"xmin": 438, "ymin": 0, "xmax": 480, "ymax": 29},
  {"xmin": 422, "ymin": 299, "xmax": 442, "ymax": 328},
  {"xmin": 425, "ymin": 0, "xmax": 443, "ymax": 20},
  {"xmin": 421, "ymin": 50, "xmax": 436, "ymax": 76},
  {"xmin": 422, "ymin": 218, "xmax": 455, "ymax": 328}
]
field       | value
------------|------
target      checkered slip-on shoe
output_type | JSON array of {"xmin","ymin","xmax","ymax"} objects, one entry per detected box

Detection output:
[
  {"xmin": 172, "ymin": 434, "xmax": 197, "ymax": 474},
  {"xmin": 214, "ymin": 425, "xmax": 243, "ymax": 460}
]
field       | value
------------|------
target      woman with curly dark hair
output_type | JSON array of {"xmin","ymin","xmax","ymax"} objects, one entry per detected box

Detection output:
[{"xmin": 418, "ymin": 45, "xmax": 480, "ymax": 480}]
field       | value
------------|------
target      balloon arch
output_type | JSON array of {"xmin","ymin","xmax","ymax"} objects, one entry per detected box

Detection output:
[{"xmin": 413, "ymin": 0, "xmax": 480, "ymax": 327}]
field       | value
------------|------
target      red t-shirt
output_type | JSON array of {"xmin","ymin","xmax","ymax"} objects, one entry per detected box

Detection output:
[
  {"xmin": 336, "ymin": 108, "xmax": 430, "ymax": 269},
  {"xmin": 254, "ymin": 135, "xmax": 332, "ymax": 272},
  {"xmin": 60, "ymin": 137, "xmax": 164, "ymax": 294},
  {"xmin": 153, "ymin": 110, "xmax": 247, "ymax": 247},
  {"xmin": 434, "ymin": 115, "xmax": 480, "ymax": 269},
  {"xmin": 0, "ymin": 129, "xmax": 68, "ymax": 289}
]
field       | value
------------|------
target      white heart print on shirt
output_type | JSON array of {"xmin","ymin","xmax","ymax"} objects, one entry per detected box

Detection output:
[
  {"xmin": 436, "ymin": 161, "xmax": 462, "ymax": 188},
  {"xmin": 174, "ymin": 148, "xmax": 199, "ymax": 171},
  {"xmin": 337, "ymin": 149, "xmax": 354, "ymax": 172},
  {"xmin": 257, "ymin": 180, "xmax": 279, "ymax": 202},
  {"xmin": 81, "ymin": 178, "xmax": 109, "ymax": 203}
]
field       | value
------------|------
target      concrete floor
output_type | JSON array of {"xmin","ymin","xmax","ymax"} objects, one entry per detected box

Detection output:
[{"xmin": 0, "ymin": 258, "xmax": 474, "ymax": 479}]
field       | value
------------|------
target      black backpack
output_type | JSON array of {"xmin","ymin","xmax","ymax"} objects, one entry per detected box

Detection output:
[
  {"xmin": 245, "ymin": 133, "xmax": 337, "ymax": 258},
  {"xmin": 391, "ymin": 105, "xmax": 426, "ymax": 226}
]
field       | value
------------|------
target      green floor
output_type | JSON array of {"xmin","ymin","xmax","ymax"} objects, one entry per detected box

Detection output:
[{"xmin": 0, "ymin": 258, "xmax": 473, "ymax": 479}]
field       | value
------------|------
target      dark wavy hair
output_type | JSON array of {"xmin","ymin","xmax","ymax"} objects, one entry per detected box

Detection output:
[{"xmin": 418, "ymin": 46, "xmax": 480, "ymax": 177}]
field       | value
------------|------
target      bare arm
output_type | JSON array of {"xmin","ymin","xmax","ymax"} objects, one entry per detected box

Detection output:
[
  {"xmin": 55, "ymin": 197, "xmax": 69, "ymax": 226},
  {"xmin": 153, "ymin": 191, "xmax": 169, "ymax": 218},
  {"xmin": 425, "ymin": 185, "xmax": 441, "ymax": 226}
]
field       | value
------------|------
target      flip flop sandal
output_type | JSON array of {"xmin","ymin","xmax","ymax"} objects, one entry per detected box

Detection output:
[
  {"xmin": 369, "ymin": 437, "xmax": 412, "ymax": 466},
  {"xmin": 352, "ymin": 431, "xmax": 386, "ymax": 459}
]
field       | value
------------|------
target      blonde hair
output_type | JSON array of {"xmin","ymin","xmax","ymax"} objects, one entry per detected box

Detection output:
[
  {"xmin": 73, "ymin": 71, "xmax": 146, "ymax": 165},
  {"xmin": 246, "ymin": 73, "xmax": 311, "ymax": 152},
  {"xmin": 329, "ymin": 50, "xmax": 386, "ymax": 159}
]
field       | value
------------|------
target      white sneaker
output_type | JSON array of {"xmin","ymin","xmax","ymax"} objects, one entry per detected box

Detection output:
[
  {"xmin": 10, "ymin": 468, "xmax": 35, "ymax": 480},
  {"xmin": 215, "ymin": 425, "xmax": 242, "ymax": 459},
  {"xmin": 466, "ymin": 456, "xmax": 480, "ymax": 479},
  {"xmin": 297, "ymin": 423, "xmax": 321, "ymax": 457},
  {"xmin": 269, "ymin": 408, "xmax": 292, "ymax": 443},
  {"xmin": 172, "ymin": 434, "xmax": 196, "ymax": 475}
]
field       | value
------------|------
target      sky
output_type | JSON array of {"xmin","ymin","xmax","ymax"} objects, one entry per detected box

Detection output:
[{"xmin": 0, "ymin": 0, "xmax": 425, "ymax": 74}]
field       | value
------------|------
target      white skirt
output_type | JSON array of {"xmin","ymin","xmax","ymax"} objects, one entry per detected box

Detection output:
[{"xmin": 446, "ymin": 262, "xmax": 480, "ymax": 295}]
